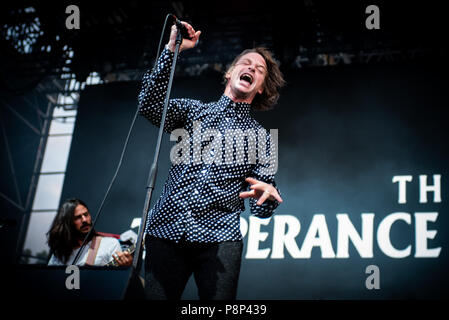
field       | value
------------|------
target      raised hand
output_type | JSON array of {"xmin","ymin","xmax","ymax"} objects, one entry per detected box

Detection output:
[{"xmin": 167, "ymin": 21, "xmax": 201, "ymax": 53}]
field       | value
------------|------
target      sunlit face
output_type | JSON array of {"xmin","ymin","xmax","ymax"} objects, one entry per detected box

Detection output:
[
  {"xmin": 225, "ymin": 52, "xmax": 267, "ymax": 103},
  {"xmin": 72, "ymin": 204, "xmax": 92, "ymax": 234}
]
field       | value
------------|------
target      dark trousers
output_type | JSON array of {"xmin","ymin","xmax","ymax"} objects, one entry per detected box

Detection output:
[{"xmin": 144, "ymin": 235, "xmax": 243, "ymax": 300}]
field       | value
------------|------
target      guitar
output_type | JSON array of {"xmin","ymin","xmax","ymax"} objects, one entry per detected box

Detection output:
[{"xmin": 105, "ymin": 243, "xmax": 136, "ymax": 267}]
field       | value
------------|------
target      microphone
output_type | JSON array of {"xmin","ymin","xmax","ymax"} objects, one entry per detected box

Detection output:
[{"xmin": 171, "ymin": 14, "xmax": 193, "ymax": 40}]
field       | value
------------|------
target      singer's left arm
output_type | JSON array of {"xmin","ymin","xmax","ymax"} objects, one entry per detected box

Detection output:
[{"xmin": 239, "ymin": 131, "xmax": 282, "ymax": 218}]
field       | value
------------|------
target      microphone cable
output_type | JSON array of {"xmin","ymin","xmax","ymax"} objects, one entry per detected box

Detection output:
[{"xmin": 73, "ymin": 13, "xmax": 174, "ymax": 265}]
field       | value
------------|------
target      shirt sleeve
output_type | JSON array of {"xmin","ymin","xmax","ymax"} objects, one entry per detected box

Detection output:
[
  {"xmin": 138, "ymin": 46, "xmax": 192, "ymax": 133},
  {"xmin": 248, "ymin": 129, "xmax": 281, "ymax": 218},
  {"xmin": 97, "ymin": 237, "xmax": 122, "ymax": 266},
  {"xmin": 47, "ymin": 254, "xmax": 62, "ymax": 266}
]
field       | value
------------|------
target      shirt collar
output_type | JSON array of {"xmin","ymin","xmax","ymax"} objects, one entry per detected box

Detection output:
[{"xmin": 218, "ymin": 94, "xmax": 251, "ymax": 118}]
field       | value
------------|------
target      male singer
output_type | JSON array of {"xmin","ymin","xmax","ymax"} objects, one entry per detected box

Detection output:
[{"xmin": 138, "ymin": 21, "xmax": 284, "ymax": 300}]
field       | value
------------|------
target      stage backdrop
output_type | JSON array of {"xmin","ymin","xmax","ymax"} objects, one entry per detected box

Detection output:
[{"xmin": 60, "ymin": 59, "xmax": 448, "ymax": 299}]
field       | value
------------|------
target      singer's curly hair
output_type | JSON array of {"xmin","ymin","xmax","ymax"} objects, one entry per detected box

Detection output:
[
  {"xmin": 224, "ymin": 47, "xmax": 285, "ymax": 111},
  {"xmin": 47, "ymin": 198, "xmax": 96, "ymax": 264}
]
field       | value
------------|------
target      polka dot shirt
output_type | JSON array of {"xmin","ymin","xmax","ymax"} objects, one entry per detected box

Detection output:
[{"xmin": 138, "ymin": 47, "xmax": 280, "ymax": 243}]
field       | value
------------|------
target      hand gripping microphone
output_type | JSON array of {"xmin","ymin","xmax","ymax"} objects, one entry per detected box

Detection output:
[{"xmin": 171, "ymin": 14, "xmax": 193, "ymax": 40}]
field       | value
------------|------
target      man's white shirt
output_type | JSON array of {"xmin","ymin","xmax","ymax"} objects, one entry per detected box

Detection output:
[{"xmin": 48, "ymin": 237, "xmax": 121, "ymax": 266}]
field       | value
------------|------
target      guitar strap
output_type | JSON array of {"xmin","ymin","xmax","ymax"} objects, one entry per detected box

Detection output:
[{"xmin": 85, "ymin": 236, "xmax": 103, "ymax": 266}]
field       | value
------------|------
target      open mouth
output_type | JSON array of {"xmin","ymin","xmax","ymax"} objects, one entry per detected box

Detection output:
[{"xmin": 239, "ymin": 73, "xmax": 253, "ymax": 85}]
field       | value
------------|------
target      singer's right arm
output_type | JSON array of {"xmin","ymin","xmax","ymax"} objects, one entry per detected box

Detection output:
[
  {"xmin": 138, "ymin": 22, "xmax": 201, "ymax": 133},
  {"xmin": 138, "ymin": 47, "xmax": 189, "ymax": 133}
]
